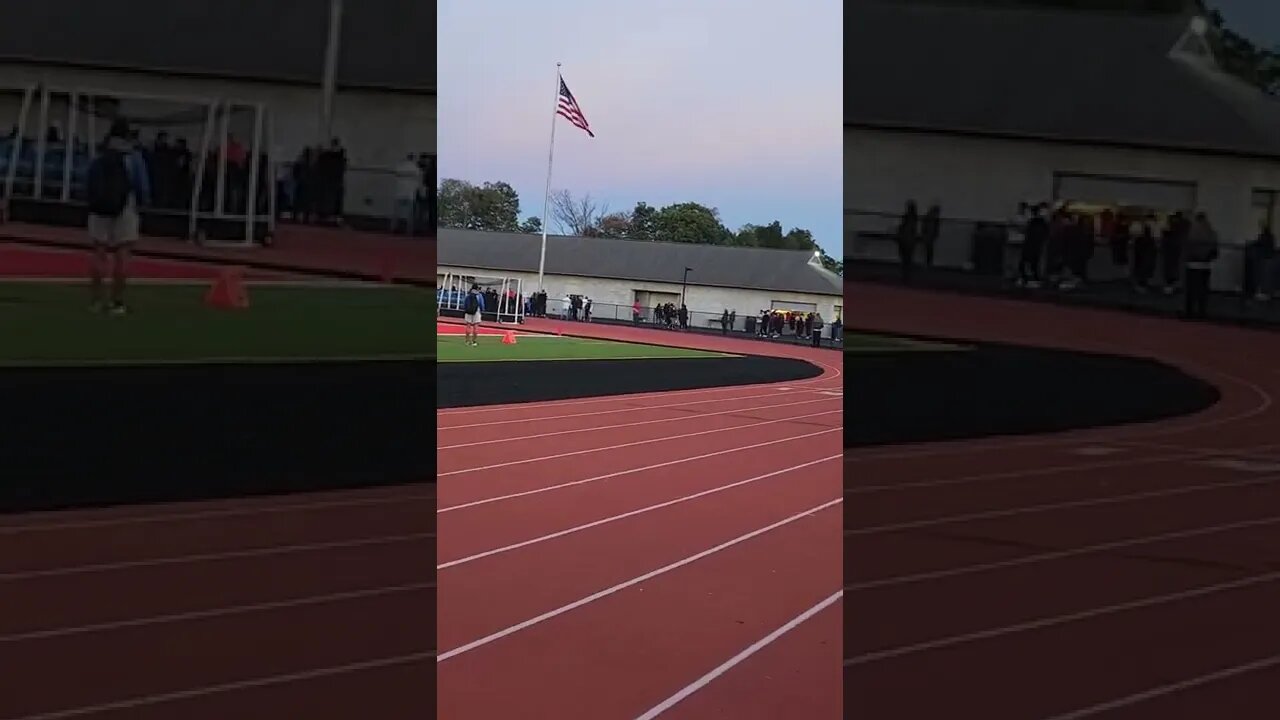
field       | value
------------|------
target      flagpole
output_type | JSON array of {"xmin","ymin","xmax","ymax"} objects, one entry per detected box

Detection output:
[{"xmin": 537, "ymin": 62, "xmax": 562, "ymax": 292}]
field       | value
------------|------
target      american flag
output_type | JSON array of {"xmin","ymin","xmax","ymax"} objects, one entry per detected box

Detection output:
[{"xmin": 557, "ymin": 77, "xmax": 594, "ymax": 138}]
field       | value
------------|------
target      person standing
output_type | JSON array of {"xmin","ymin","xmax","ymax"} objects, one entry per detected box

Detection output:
[
  {"xmin": 462, "ymin": 284, "xmax": 485, "ymax": 346},
  {"xmin": 87, "ymin": 118, "xmax": 150, "ymax": 315},
  {"xmin": 1248, "ymin": 223, "xmax": 1276, "ymax": 301},
  {"xmin": 811, "ymin": 312, "xmax": 824, "ymax": 348},
  {"xmin": 1161, "ymin": 211, "xmax": 1188, "ymax": 294},
  {"xmin": 1018, "ymin": 204, "xmax": 1048, "ymax": 288},
  {"xmin": 1183, "ymin": 212, "xmax": 1219, "ymax": 319},
  {"xmin": 720, "ymin": 309, "xmax": 730, "ymax": 335},
  {"xmin": 897, "ymin": 200, "xmax": 920, "ymax": 283},
  {"xmin": 921, "ymin": 203, "xmax": 941, "ymax": 269}
]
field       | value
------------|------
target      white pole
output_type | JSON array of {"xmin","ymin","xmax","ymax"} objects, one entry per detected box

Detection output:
[
  {"xmin": 215, "ymin": 103, "xmax": 230, "ymax": 217},
  {"xmin": 33, "ymin": 86, "xmax": 50, "ymax": 197},
  {"xmin": 320, "ymin": 0, "xmax": 344, "ymax": 145},
  {"xmin": 61, "ymin": 91, "xmax": 76, "ymax": 201},
  {"xmin": 537, "ymin": 62, "xmax": 562, "ymax": 292},
  {"xmin": 5, "ymin": 86, "xmax": 34, "ymax": 199},
  {"xmin": 245, "ymin": 102, "xmax": 264, "ymax": 244},
  {"xmin": 189, "ymin": 101, "xmax": 218, "ymax": 240}
]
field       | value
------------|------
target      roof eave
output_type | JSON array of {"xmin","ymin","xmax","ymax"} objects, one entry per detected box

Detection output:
[{"xmin": 845, "ymin": 119, "xmax": 1280, "ymax": 163}]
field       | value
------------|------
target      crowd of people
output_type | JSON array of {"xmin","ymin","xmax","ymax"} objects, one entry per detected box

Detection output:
[
  {"xmin": 756, "ymin": 309, "xmax": 829, "ymax": 347},
  {"xmin": 893, "ymin": 197, "xmax": 1278, "ymax": 320}
]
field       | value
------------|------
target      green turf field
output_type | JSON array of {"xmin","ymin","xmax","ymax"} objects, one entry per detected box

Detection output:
[
  {"xmin": 437, "ymin": 332, "xmax": 730, "ymax": 362},
  {"xmin": 845, "ymin": 332, "xmax": 965, "ymax": 353},
  {"xmin": 0, "ymin": 281, "xmax": 434, "ymax": 365}
]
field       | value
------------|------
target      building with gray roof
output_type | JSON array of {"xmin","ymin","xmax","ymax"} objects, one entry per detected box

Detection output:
[
  {"xmin": 0, "ymin": 0, "xmax": 432, "ymax": 221},
  {"xmin": 846, "ymin": 0, "xmax": 1280, "ymax": 287},
  {"xmin": 438, "ymin": 228, "xmax": 844, "ymax": 326}
]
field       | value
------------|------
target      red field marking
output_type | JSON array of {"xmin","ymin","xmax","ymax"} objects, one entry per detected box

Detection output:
[
  {"xmin": 436, "ymin": 320, "xmax": 530, "ymax": 337},
  {"xmin": 845, "ymin": 281, "xmax": 1280, "ymax": 718},
  {"xmin": 0, "ymin": 483, "xmax": 433, "ymax": 719},
  {"xmin": 436, "ymin": 321, "xmax": 842, "ymax": 718}
]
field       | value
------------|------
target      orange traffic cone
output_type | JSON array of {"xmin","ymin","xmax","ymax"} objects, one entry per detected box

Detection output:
[
  {"xmin": 501, "ymin": 330, "xmax": 517, "ymax": 345},
  {"xmin": 205, "ymin": 266, "xmax": 250, "ymax": 310}
]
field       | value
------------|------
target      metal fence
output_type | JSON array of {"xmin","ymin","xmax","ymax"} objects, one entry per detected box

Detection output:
[
  {"xmin": 846, "ymin": 208, "xmax": 1255, "ymax": 292},
  {"xmin": 536, "ymin": 300, "xmax": 843, "ymax": 341}
]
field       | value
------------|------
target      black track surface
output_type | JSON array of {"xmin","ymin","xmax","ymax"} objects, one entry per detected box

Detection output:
[
  {"xmin": 847, "ymin": 340, "xmax": 1220, "ymax": 447},
  {"xmin": 0, "ymin": 361, "xmax": 431, "ymax": 514},
  {"xmin": 438, "ymin": 355, "xmax": 823, "ymax": 408}
]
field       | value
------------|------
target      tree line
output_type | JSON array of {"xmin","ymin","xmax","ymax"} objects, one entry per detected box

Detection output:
[{"xmin": 438, "ymin": 178, "xmax": 842, "ymax": 275}]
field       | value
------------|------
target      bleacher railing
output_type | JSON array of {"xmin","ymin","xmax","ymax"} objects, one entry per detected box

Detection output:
[{"xmin": 847, "ymin": 208, "xmax": 1252, "ymax": 292}]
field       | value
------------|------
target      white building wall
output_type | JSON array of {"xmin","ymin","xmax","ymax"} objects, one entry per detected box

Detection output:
[
  {"xmin": 0, "ymin": 63, "xmax": 434, "ymax": 216},
  {"xmin": 437, "ymin": 265, "xmax": 843, "ymax": 326},
  {"xmin": 846, "ymin": 127, "xmax": 1280, "ymax": 286}
]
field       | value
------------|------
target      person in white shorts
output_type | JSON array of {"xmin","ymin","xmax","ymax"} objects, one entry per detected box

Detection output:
[
  {"xmin": 463, "ymin": 284, "xmax": 485, "ymax": 346},
  {"xmin": 87, "ymin": 118, "xmax": 150, "ymax": 315}
]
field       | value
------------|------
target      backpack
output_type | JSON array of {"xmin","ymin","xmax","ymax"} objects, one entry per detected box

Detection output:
[
  {"xmin": 464, "ymin": 292, "xmax": 479, "ymax": 315},
  {"xmin": 87, "ymin": 149, "xmax": 131, "ymax": 217}
]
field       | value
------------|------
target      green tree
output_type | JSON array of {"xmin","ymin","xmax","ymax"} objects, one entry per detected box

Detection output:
[
  {"xmin": 437, "ymin": 179, "xmax": 521, "ymax": 231},
  {"xmin": 519, "ymin": 215, "xmax": 543, "ymax": 234},
  {"xmin": 630, "ymin": 202, "xmax": 658, "ymax": 241},
  {"xmin": 652, "ymin": 202, "xmax": 734, "ymax": 244}
]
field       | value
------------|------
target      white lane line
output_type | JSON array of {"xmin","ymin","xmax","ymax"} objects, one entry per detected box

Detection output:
[
  {"xmin": 844, "ymin": 567, "xmax": 1280, "ymax": 667},
  {"xmin": 437, "ymin": 497, "xmax": 842, "ymax": 663},
  {"xmin": 0, "ymin": 531, "xmax": 434, "ymax": 582},
  {"xmin": 0, "ymin": 581, "xmax": 433, "ymax": 643},
  {"xmin": 438, "ymin": 408, "xmax": 842, "ymax": 478},
  {"xmin": 0, "ymin": 491, "xmax": 434, "ymax": 535},
  {"xmin": 844, "ymin": 474, "xmax": 1280, "ymax": 537},
  {"xmin": 438, "ymin": 397, "xmax": 837, "ymax": 450},
  {"xmin": 1196, "ymin": 459, "xmax": 1280, "ymax": 473},
  {"xmin": 440, "ymin": 427, "xmax": 841, "ymax": 512},
  {"xmin": 1044, "ymin": 653, "xmax": 1280, "ymax": 719},
  {"xmin": 439, "ymin": 455, "xmax": 841, "ymax": 569},
  {"xmin": 438, "ymin": 388, "xmax": 831, "ymax": 430},
  {"xmin": 5, "ymin": 652, "xmax": 435, "ymax": 720},
  {"xmin": 847, "ymin": 514, "xmax": 1280, "ymax": 591},
  {"xmin": 845, "ymin": 453, "xmax": 1194, "ymax": 495},
  {"xmin": 633, "ymin": 590, "xmax": 843, "ymax": 720}
]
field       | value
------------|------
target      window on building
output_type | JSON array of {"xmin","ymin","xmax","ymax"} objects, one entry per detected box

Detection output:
[{"xmin": 1251, "ymin": 189, "xmax": 1277, "ymax": 233}]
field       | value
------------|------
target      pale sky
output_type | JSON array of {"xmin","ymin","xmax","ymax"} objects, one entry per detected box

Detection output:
[
  {"xmin": 437, "ymin": 0, "xmax": 843, "ymax": 254},
  {"xmin": 1210, "ymin": 0, "xmax": 1279, "ymax": 48}
]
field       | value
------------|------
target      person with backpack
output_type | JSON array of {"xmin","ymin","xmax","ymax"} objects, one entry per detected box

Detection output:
[
  {"xmin": 462, "ymin": 283, "xmax": 485, "ymax": 346},
  {"xmin": 87, "ymin": 118, "xmax": 151, "ymax": 314}
]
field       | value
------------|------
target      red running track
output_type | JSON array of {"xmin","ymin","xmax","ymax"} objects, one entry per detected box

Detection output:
[
  {"xmin": 846, "ymin": 282, "xmax": 1280, "ymax": 719},
  {"xmin": 0, "ymin": 242, "xmax": 299, "ymax": 280},
  {"xmin": 0, "ymin": 484, "xmax": 434, "ymax": 719},
  {"xmin": 437, "ymin": 319, "xmax": 844, "ymax": 719}
]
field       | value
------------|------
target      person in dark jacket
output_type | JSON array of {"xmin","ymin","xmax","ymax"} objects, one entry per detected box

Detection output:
[
  {"xmin": 1018, "ymin": 203, "xmax": 1048, "ymax": 287},
  {"xmin": 1247, "ymin": 223, "xmax": 1276, "ymax": 301},
  {"xmin": 921, "ymin": 203, "xmax": 941, "ymax": 269},
  {"xmin": 1161, "ymin": 211, "xmax": 1188, "ymax": 294},
  {"xmin": 897, "ymin": 200, "xmax": 919, "ymax": 283},
  {"xmin": 1183, "ymin": 212, "xmax": 1219, "ymax": 319}
]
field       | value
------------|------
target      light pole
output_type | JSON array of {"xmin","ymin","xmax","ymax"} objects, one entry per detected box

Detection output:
[
  {"xmin": 681, "ymin": 266, "xmax": 692, "ymax": 308},
  {"xmin": 319, "ymin": 0, "xmax": 344, "ymax": 145}
]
